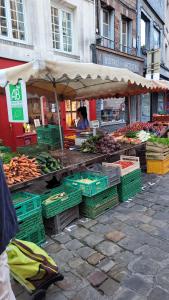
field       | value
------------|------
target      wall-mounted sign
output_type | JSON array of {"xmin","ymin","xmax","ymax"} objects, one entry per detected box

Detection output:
[{"xmin": 5, "ymin": 80, "xmax": 28, "ymax": 123}]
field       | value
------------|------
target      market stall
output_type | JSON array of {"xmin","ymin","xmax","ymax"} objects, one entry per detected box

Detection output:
[{"xmin": 0, "ymin": 59, "xmax": 168, "ymax": 244}]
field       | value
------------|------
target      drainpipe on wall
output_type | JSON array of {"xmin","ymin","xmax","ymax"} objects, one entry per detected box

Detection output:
[{"xmin": 136, "ymin": 0, "xmax": 140, "ymax": 57}]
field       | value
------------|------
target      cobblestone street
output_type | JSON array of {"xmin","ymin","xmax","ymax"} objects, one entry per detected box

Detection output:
[{"xmin": 13, "ymin": 173, "xmax": 169, "ymax": 300}]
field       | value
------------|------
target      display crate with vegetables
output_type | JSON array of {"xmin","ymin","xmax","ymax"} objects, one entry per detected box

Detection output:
[
  {"xmin": 87, "ymin": 164, "xmax": 120, "ymax": 187},
  {"xmin": 41, "ymin": 185, "xmax": 82, "ymax": 218},
  {"xmin": 36, "ymin": 152, "xmax": 62, "ymax": 174},
  {"xmin": 146, "ymin": 138, "xmax": 169, "ymax": 160},
  {"xmin": 44, "ymin": 205, "xmax": 79, "ymax": 235},
  {"xmin": 4, "ymin": 155, "xmax": 41, "ymax": 186},
  {"xmin": 103, "ymin": 156, "xmax": 140, "ymax": 176},
  {"xmin": 64, "ymin": 172, "xmax": 109, "ymax": 197}
]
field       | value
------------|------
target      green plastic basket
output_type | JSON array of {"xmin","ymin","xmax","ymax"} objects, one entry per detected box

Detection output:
[
  {"xmin": 16, "ymin": 226, "xmax": 46, "ymax": 246},
  {"xmin": 80, "ymin": 195, "xmax": 119, "ymax": 219},
  {"xmin": 17, "ymin": 209, "xmax": 43, "ymax": 234},
  {"xmin": 0, "ymin": 146, "xmax": 11, "ymax": 153},
  {"xmin": 11, "ymin": 192, "xmax": 41, "ymax": 221},
  {"xmin": 120, "ymin": 169, "xmax": 141, "ymax": 185},
  {"xmin": 64, "ymin": 172, "xmax": 109, "ymax": 197},
  {"xmin": 37, "ymin": 125, "xmax": 63, "ymax": 146},
  {"xmin": 17, "ymin": 144, "xmax": 48, "ymax": 156},
  {"xmin": 118, "ymin": 178, "xmax": 142, "ymax": 202},
  {"xmin": 82, "ymin": 186, "xmax": 117, "ymax": 207},
  {"xmin": 42, "ymin": 185, "xmax": 82, "ymax": 219}
]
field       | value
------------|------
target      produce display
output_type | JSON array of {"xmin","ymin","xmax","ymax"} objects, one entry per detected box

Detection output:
[
  {"xmin": 44, "ymin": 192, "xmax": 67, "ymax": 205},
  {"xmin": 80, "ymin": 134, "xmax": 121, "ymax": 155},
  {"xmin": 4, "ymin": 155, "xmax": 41, "ymax": 186},
  {"xmin": 0, "ymin": 152, "xmax": 16, "ymax": 164},
  {"xmin": 36, "ymin": 152, "xmax": 62, "ymax": 174},
  {"xmin": 153, "ymin": 114, "xmax": 169, "ymax": 122},
  {"xmin": 115, "ymin": 161, "xmax": 134, "ymax": 169},
  {"xmin": 148, "ymin": 137, "xmax": 169, "ymax": 146},
  {"xmin": 117, "ymin": 122, "xmax": 154, "ymax": 133}
]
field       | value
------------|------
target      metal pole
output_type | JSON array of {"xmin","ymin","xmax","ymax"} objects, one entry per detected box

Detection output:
[{"xmin": 54, "ymin": 88, "xmax": 64, "ymax": 151}]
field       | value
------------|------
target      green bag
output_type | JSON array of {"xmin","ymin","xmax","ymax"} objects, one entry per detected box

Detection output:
[{"xmin": 7, "ymin": 239, "xmax": 62, "ymax": 294}]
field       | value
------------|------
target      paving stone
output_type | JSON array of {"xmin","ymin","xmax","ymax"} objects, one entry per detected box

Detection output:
[
  {"xmin": 113, "ymin": 251, "xmax": 137, "ymax": 266},
  {"xmin": 83, "ymin": 233, "xmax": 105, "ymax": 247},
  {"xmin": 113, "ymin": 287, "xmax": 147, "ymax": 300},
  {"xmin": 16, "ymin": 291, "xmax": 32, "ymax": 300},
  {"xmin": 123, "ymin": 274, "xmax": 153, "ymax": 296},
  {"xmin": 148, "ymin": 287, "xmax": 169, "ymax": 300},
  {"xmin": 65, "ymin": 239, "xmax": 83, "ymax": 251},
  {"xmin": 87, "ymin": 270, "xmax": 107, "ymax": 287},
  {"xmin": 105, "ymin": 230, "xmax": 125, "ymax": 242},
  {"xmin": 69, "ymin": 227, "xmax": 90, "ymax": 240},
  {"xmin": 139, "ymin": 223, "xmax": 159, "ymax": 235},
  {"xmin": 99, "ymin": 278, "xmax": 120, "ymax": 296},
  {"xmin": 156, "ymin": 267, "xmax": 169, "ymax": 292},
  {"xmin": 76, "ymin": 261, "xmax": 95, "ymax": 277},
  {"xmin": 128, "ymin": 257, "xmax": 160, "ymax": 275},
  {"xmin": 87, "ymin": 252, "xmax": 104, "ymax": 265},
  {"xmin": 96, "ymin": 241, "xmax": 121, "ymax": 256},
  {"xmin": 97, "ymin": 258, "xmax": 116, "ymax": 272},
  {"xmin": 73, "ymin": 285, "xmax": 108, "ymax": 300},
  {"xmin": 12, "ymin": 280, "xmax": 25, "ymax": 297},
  {"xmin": 118, "ymin": 238, "xmax": 143, "ymax": 251},
  {"xmin": 79, "ymin": 219, "xmax": 97, "ymax": 229},
  {"xmin": 47, "ymin": 294, "xmax": 67, "ymax": 300},
  {"xmin": 108, "ymin": 264, "xmax": 129, "ymax": 282},
  {"xmin": 68, "ymin": 257, "xmax": 84, "ymax": 269},
  {"xmin": 153, "ymin": 212, "xmax": 169, "ymax": 221},
  {"xmin": 51, "ymin": 249, "xmax": 74, "ymax": 266},
  {"xmin": 57, "ymin": 272, "xmax": 88, "ymax": 298},
  {"xmin": 134, "ymin": 245, "xmax": 169, "ymax": 262},
  {"xmin": 112, "ymin": 212, "xmax": 130, "ymax": 222},
  {"xmin": 76, "ymin": 246, "xmax": 96, "ymax": 259},
  {"xmin": 43, "ymin": 241, "xmax": 63, "ymax": 254},
  {"xmin": 151, "ymin": 219, "xmax": 167, "ymax": 228},
  {"xmin": 90, "ymin": 224, "xmax": 113, "ymax": 234},
  {"xmin": 52, "ymin": 233, "xmax": 72, "ymax": 244}
]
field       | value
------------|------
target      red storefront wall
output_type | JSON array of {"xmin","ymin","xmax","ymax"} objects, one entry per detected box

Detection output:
[{"xmin": 0, "ymin": 58, "xmax": 25, "ymax": 151}]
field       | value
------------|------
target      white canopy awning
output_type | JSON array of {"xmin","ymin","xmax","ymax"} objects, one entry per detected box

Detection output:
[{"xmin": 0, "ymin": 59, "xmax": 167, "ymax": 99}]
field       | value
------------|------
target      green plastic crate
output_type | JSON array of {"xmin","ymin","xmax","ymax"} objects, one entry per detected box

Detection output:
[
  {"xmin": 37, "ymin": 125, "xmax": 63, "ymax": 146},
  {"xmin": 16, "ymin": 226, "xmax": 46, "ymax": 246},
  {"xmin": 118, "ymin": 178, "xmax": 142, "ymax": 202},
  {"xmin": 17, "ymin": 209, "xmax": 43, "ymax": 234},
  {"xmin": 120, "ymin": 169, "xmax": 141, "ymax": 185},
  {"xmin": 42, "ymin": 185, "xmax": 82, "ymax": 219},
  {"xmin": 64, "ymin": 172, "xmax": 109, "ymax": 197},
  {"xmin": 17, "ymin": 144, "xmax": 48, "ymax": 155},
  {"xmin": 80, "ymin": 195, "xmax": 119, "ymax": 219},
  {"xmin": 82, "ymin": 186, "xmax": 117, "ymax": 207},
  {"xmin": 11, "ymin": 192, "xmax": 41, "ymax": 221},
  {"xmin": 0, "ymin": 146, "xmax": 11, "ymax": 152}
]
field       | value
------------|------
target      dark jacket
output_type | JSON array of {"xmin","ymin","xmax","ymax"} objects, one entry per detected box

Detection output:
[{"xmin": 0, "ymin": 160, "xmax": 18, "ymax": 254}]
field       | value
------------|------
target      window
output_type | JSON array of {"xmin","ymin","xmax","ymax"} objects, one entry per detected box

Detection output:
[
  {"xmin": 141, "ymin": 93, "xmax": 150, "ymax": 122},
  {"xmin": 121, "ymin": 17, "xmax": 131, "ymax": 54},
  {"xmin": 141, "ymin": 13, "xmax": 150, "ymax": 49},
  {"xmin": 65, "ymin": 100, "xmax": 80, "ymax": 127},
  {"xmin": 100, "ymin": 8, "xmax": 114, "ymax": 49},
  {"xmin": 154, "ymin": 27, "xmax": 160, "ymax": 49},
  {"xmin": 0, "ymin": 0, "xmax": 25, "ymax": 40},
  {"xmin": 101, "ymin": 98, "xmax": 125, "ymax": 124},
  {"xmin": 51, "ymin": 6, "xmax": 73, "ymax": 53}
]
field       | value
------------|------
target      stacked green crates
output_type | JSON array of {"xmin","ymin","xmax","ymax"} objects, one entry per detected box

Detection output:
[
  {"xmin": 80, "ymin": 186, "xmax": 119, "ymax": 219},
  {"xmin": 118, "ymin": 169, "xmax": 142, "ymax": 202},
  {"xmin": 11, "ymin": 192, "xmax": 45, "ymax": 245},
  {"xmin": 36, "ymin": 125, "xmax": 62, "ymax": 147}
]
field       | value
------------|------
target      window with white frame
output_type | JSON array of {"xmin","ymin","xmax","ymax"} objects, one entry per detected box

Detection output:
[
  {"xmin": 141, "ymin": 13, "xmax": 150, "ymax": 49},
  {"xmin": 121, "ymin": 17, "xmax": 131, "ymax": 54},
  {"xmin": 0, "ymin": 0, "xmax": 25, "ymax": 40},
  {"xmin": 100, "ymin": 8, "xmax": 114, "ymax": 49},
  {"xmin": 154, "ymin": 27, "xmax": 160, "ymax": 50},
  {"xmin": 51, "ymin": 6, "xmax": 73, "ymax": 53}
]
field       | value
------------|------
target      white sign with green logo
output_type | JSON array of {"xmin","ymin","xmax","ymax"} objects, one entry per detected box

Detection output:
[{"xmin": 5, "ymin": 80, "xmax": 28, "ymax": 123}]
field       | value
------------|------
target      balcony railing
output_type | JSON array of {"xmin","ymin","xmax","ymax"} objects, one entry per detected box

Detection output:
[{"xmin": 96, "ymin": 35, "xmax": 136, "ymax": 56}]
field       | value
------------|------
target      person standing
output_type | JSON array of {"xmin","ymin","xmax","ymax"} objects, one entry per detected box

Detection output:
[
  {"xmin": 0, "ymin": 160, "xmax": 18, "ymax": 300},
  {"xmin": 76, "ymin": 106, "xmax": 90, "ymax": 136}
]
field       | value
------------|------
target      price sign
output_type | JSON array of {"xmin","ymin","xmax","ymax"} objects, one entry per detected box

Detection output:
[{"xmin": 5, "ymin": 80, "xmax": 28, "ymax": 123}]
